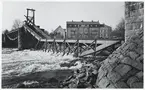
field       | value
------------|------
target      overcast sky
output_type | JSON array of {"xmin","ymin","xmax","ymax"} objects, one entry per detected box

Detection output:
[{"xmin": 3, "ymin": 1, "xmax": 124, "ymax": 32}]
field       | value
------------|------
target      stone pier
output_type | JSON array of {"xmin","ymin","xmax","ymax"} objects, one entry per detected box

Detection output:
[{"xmin": 96, "ymin": 2, "xmax": 144, "ymax": 88}]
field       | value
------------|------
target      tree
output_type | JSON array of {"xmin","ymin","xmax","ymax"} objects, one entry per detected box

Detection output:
[
  {"xmin": 12, "ymin": 19, "xmax": 23, "ymax": 50},
  {"xmin": 111, "ymin": 18, "xmax": 125, "ymax": 39},
  {"xmin": 12, "ymin": 19, "xmax": 23, "ymax": 30}
]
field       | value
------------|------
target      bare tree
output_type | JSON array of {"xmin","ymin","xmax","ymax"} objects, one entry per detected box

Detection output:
[
  {"xmin": 12, "ymin": 19, "xmax": 23, "ymax": 30},
  {"xmin": 115, "ymin": 18, "xmax": 125, "ymax": 31},
  {"xmin": 11, "ymin": 19, "xmax": 23, "ymax": 50},
  {"xmin": 111, "ymin": 18, "xmax": 125, "ymax": 39}
]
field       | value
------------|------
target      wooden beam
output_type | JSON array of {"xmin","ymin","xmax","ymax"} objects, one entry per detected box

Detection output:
[
  {"xmin": 66, "ymin": 42, "xmax": 73, "ymax": 53},
  {"xmin": 62, "ymin": 39, "xmax": 66, "ymax": 56},
  {"xmin": 70, "ymin": 40, "xmax": 78, "ymax": 53},
  {"xmin": 52, "ymin": 39, "xmax": 56, "ymax": 53},
  {"xmin": 76, "ymin": 39, "xmax": 79, "ymax": 57},
  {"xmin": 47, "ymin": 43, "xmax": 51, "ymax": 52},
  {"xmin": 93, "ymin": 39, "xmax": 97, "ymax": 57},
  {"xmin": 82, "ymin": 40, "xmax": 95, "ymax": 51},
  {"xmin": 34, "ymin": 39, "xmax": 40, "ymax": 49},
  {"xmin": 45, "ymin": 39, "xmax": 48, "ymax": 52}
]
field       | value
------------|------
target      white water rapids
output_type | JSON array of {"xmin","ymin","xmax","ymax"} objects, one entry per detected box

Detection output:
[{"xmin": 2, "ymin": 49, "xmax": 82, "ymax": 77}]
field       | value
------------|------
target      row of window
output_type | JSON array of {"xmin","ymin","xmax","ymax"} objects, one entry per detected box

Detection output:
[
  {"xmin": 70, "ymin": 32, "xmax": 99, "ymax": 35},
  {"xmin": 67, "ymin": 24, "xmax": 100, "ymax": 27}
]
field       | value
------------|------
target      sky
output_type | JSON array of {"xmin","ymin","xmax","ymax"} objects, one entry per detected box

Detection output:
[{"xmin": 2, "ymin": 1, "xmax": 124, "ymax": 32}]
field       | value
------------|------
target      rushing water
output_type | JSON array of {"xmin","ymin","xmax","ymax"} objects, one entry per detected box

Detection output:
[{"xmin": 2, "ymin": 48, "xmax": 82, "ymax": 88}]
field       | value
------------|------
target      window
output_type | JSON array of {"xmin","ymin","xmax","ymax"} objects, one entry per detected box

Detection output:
[
  {"xmin": 90, "ymin": 25, "xmax": 92, "ymax": 27},
  {"xmin": 84, "ymin": 28, "xmax": 88, "ymax": 34},
  {"xmin": 71, "ymin": 30, "xmax": 76, "ymax": 35},
  {"xmin": 81, "ymin": 25, "xmax": 85, "ymax": 27}
]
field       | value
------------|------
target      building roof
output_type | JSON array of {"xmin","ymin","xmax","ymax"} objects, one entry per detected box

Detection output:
[
  {"xmin": 54, "ymin": 25, "xmax": 64, "ymax": 32},
  {"xmin": 67, "ymin": 20, "xmax": 100, "ymax": 24},
  {"xmin": 103, "ymin": 24, "xmax": 111, "ymax": 28}
]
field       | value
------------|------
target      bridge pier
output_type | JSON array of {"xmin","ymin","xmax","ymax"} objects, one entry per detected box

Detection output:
[{"xmin": 38, "ymin": 38, "xmax": 121, "ymax": 57}]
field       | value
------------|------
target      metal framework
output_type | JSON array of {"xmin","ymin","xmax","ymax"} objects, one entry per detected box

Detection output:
[{"xmin": 24, "ymin": 8, "xmax": 35, "ymax": 25}]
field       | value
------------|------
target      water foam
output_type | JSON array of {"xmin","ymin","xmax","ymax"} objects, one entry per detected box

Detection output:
[{"xmin": 2, "ymin": 49, "xmax": 82, "ymax": 77}]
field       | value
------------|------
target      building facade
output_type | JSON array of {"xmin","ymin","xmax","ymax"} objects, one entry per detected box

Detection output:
[
  {"xmin": 100, "ymin": 24, "xmax": 112, "ymax": 39},
  {"xmin": 53, "ymin": 26, "xmax": 66, "ymax": 39},
  {"xmin": 66, "ymin": 20, "xmax": 112, "ymax": 40}
]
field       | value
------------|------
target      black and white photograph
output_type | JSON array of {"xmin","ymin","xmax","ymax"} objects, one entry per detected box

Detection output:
[{"xmin": 1, "ymin": 0, "xmax": 144, "ymax": 89}]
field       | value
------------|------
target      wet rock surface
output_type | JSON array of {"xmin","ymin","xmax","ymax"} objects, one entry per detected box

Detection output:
[{"xmin": 61, "ymin": 58, "xmax": 103, "ymax": 88}]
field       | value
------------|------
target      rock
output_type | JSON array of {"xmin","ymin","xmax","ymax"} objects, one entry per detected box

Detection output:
[
  {"xmin": 136, "ymin": 55, "xmax": 143, "ymax": 62},
  {"xmin": 107, "ymin": 71, "xmax": 121, "ymax": 83},
  {"xmin": 115, "ymin": 81, "xmax": 129, "ymax": 88},
  {"xmin": 98, "ymin": 77, "xmax": 110, "ymax": 88},
  {"xmin": 127, "ymin": 76, "xmax": 139, "ymax": 87},
  {"xmin": 121, "ymin": 57, "xmax": 143, "ymax": 70},
  {"xmin": 131, "ymin": 82, "xmax": 143, "ymax": 88},
  {"xmin": 108, "ymin": 59, "xmax": 118, "ymax": 69},
  {"xmin": 127, "ymin": 43, "xmax": 137, "ymax": 50},
  {"xmin": 77, "ymin": 80, "xmax": 88, "ymax": 88},
  {"xmin": 121, "ymin": 68, "xmax": 139, "ymax": 81},
  {"xmin": 135, "ymin": 47, "xmax": 143, "ymax": 55},
  {"xmin": 77, "ymin": 73, "xmax": 86, "ymax": 79},
  {"xmin": 68, "ymin": 82, "xmax": 78, "ymax": 88},
  {"xmin": 135, "ymin": 71, "xmax": 143, "ymax": 81},
  {"xmin": 93, "ymin": 60, "xmax": 101, "ymax": 68},
  {"xmin": 92, "ymin": 69, "xmax": 98, "ymax": 75},
  {"xmin": 17, "ymin": 83, "xmax": 26, "ymax": 88},
  {"xmin": 108, "ymin": 56, "xmax": 118, "ymax": 63},
  {"xmin": 114, "ymin": 64, "xmax": 132, "ymax": 76},
  {"xmin": 88, "ymin": 73, "xmax": 97, "ymax": 86},
  {"xmin": 107, "ymin": 83, "xmax": 116, "ymax": 88},
  {"xmin": 121, "ymin": 57, "xmax": 131, "ymax": 64},
  {"xmin": 97, "ymin": 66, "xmax": 108, "ymax": 82},
  {"xmin": 128, "ymin": 51, "xmax": 139, "ymax": 60}
]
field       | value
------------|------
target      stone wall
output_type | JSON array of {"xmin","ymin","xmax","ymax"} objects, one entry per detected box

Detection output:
[
  {"xmin": 96, "ymin": 2, "xmax": 144, "ymax": 88},
  {"xmin": 125, "ymin": 2, "xmax": 144, "ymax": 41}
]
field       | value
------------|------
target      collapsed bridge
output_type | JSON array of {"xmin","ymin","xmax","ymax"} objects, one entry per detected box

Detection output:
[{"xmin": 3, "ymin": 8, "xmax": 123, "ymax": 57}]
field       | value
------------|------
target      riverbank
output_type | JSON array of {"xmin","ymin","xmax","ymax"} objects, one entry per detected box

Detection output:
[{"xmin": 60, "ymin": 56, "xmax": 106, "ymax": 88}]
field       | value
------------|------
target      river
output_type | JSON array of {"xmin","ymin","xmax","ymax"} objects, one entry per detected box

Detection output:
[{"xmin": 2, "ymin": 48, "xmax": 83, "ymax": 88}]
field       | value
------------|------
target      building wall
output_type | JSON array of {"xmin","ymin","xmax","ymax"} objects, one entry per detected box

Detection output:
[
  {"xmin": 54, "ymin": 26, "xmax": 65, "ymax": 39},
  {"xmin": 67, "ymin": 21, "xmax": 111, "ymax": 40},
  {"xmin": 100, "ymin": 25, "xmax": 112, "ymax": 39}
]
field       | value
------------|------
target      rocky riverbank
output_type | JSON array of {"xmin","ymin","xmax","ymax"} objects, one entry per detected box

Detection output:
[{"xmin": 60, "ymin": 56, "xmax": 107, "ymax": 88}]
